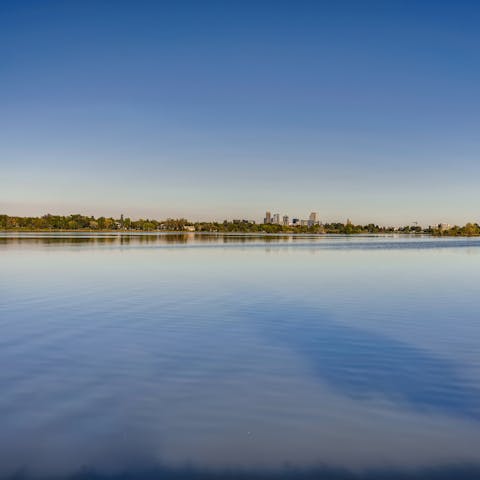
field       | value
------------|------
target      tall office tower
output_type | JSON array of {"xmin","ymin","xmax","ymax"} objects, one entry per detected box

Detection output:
[
  {"xmin": 264, "ymin": 211, "xmax": 272, "ymax": 224},
  {"xmin": 273, "ymin": 213, "xmax": 280, "ymax": 225},
  {"xmin": 308, "ymin": 211, "xmax": 319, "ymax": 227},
  {"xmin": 283, "ymin": 215, "xmax": 289, "ymax": 226}
]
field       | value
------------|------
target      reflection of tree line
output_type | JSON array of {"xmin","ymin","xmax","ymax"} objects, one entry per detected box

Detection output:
[
  {"xmin": 0, "ymin": 235, "xmax": 191, "ymax": 245},
  {"xmin": 0, "ymin": 234, "xmax": 320, "ymax": 246}
]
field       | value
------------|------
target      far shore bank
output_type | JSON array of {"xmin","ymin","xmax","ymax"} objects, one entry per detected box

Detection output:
[
  {"xmin": 2, "ymin": 215, "xmax": 480, "ymax": 236},
  {"xmin": 2, "ymin": 229, "xmax": 480, "ymax": 237}
]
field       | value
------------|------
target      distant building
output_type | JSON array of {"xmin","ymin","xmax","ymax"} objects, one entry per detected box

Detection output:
[
  {"xmin": 300, "ymin": 219, "xmax": 308, "ymax": 226},
  {"xmin": 273, "ymin": 213, "xmax": 280, "ymax": 224},
  {"xmin": 264, "ymin": 211, "xmax": 272, "ymax": 224},
  {"xmin": 307, "ymin": 212, "xmax": 319, "ymax": 227},
  {"xmin": 346, "ymin": 218, "xmax": 352, "ymax": 225},
  {"xmin": 283, "ymin": 215, "xmax": 289, "ymax": 226},
  {"xmin": 292, "ymin": 218, "xmax": 300, "ymax": 225},
  {"xmin": 184, "ymin": 225, "xmax": 195, "ymax": 232}
]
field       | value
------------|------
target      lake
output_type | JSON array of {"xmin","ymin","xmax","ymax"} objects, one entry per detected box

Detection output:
[{"xmin": 1, "ymin": 233, "xmax": 480, "ymax": 479}]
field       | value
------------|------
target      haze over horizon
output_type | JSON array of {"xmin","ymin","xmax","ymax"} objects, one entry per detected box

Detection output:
[{"xmin": 2, "ymin": 1, "xmax": 480, "ymax": 225}]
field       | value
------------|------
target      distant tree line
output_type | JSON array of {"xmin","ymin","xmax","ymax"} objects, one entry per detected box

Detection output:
[
  {"xmin": 1, "ymin": 214, "xmax": 479, "ymax": 236},
  {"xmin": 194, "ymin": 221, "xmax": 398, "ymax": 234},
  {"xmin": 0, "ymin": 214, "xmax": 190, "ymax": 232},
  {"xmin": 430, "ymin": 222, "xmax": 480, "ymax": 236}
]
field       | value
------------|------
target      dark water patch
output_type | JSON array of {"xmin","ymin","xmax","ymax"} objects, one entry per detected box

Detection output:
[
  {"xmin": 7, "ymin": 464, "xmax": 480, "ymax": 480},
  {"xmin": 256, "ymin": 304, "xmax": 480, "ymax": 421}
]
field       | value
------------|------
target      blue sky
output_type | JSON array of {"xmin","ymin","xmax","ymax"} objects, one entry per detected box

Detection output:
[{"xmin": 1, "ymin": 0, "xmax": 479, "ymax": 225}]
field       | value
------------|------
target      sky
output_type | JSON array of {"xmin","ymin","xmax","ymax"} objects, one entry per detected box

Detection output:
[{"xmin": 1, "ymin": 0, "xmax": 480, "ymax": 225}]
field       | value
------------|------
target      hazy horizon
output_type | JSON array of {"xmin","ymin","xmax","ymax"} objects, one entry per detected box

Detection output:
[{"xmin": 2, "ymin": 1, "xmax": 480, "ymax": 225}]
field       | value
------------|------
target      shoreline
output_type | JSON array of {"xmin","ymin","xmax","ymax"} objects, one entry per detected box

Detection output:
[{"xmin": 2, "ymin": 230, "xmax": 480, "ymax": 237}]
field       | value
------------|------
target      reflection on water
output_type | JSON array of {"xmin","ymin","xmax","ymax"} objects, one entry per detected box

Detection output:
[
  {"xmin": 258, "ymin": 304, "xmax": 480, "ymax": 421},
  {"xmin": 2, "ymin": 231, "xmax": 480, "ymax": 250},
  {"xmin": 1, "ymin": 234, "xmax": 480, "ymax": 479}
]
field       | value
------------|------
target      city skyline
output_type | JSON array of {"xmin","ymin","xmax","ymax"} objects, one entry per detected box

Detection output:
[
  {"xmin": 264, "ymin": 211, "xmax": 321, "ymax": 227},
  {"xmin": 0, "ymin": 202, "xmax": 473, "ymax": 227},
  {"xmin": 0, "ymin": 210, "xmax": 462, "ymax": 230},
  {"xmin": 2, "ymin": 1, "xmax": 480, "ymax": 225}
]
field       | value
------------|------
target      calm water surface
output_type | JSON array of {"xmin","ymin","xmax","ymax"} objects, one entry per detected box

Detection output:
[{"xmin": 1, "ymin": 233, "xmax": 480, "ymax": 479}]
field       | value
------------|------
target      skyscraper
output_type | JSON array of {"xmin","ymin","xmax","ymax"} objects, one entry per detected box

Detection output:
[
  {"xmin": 264, "ymin": 211, "xmax": 272, "ymax": 224},
  {"xmin": 308, "ymin": 212, "xmax": 319, "ymax": 227},
  {"xmin": 273, "ymin": 213, "xmax": 280, "ymax": 225},
  {"xmin": 283, "ymin": 215, "xmax": 289, "ymax": 226}
]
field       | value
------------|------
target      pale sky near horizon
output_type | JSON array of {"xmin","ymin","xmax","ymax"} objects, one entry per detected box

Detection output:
[{"xmin": 1, "ymin": 0, "xmax": 480, "ymax": 225}]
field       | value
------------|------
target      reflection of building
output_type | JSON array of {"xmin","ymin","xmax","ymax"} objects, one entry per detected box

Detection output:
[
  {"xmin": 273, "ymin": 213, "xmax": 280, "ymax": 224},
  {"xmin": 264, "ymin": 211, "xmax": 272, "ymax": 224},
  {"xmin": 283, "ymin": 215, "xmax": 289, "ymax": 226}
]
